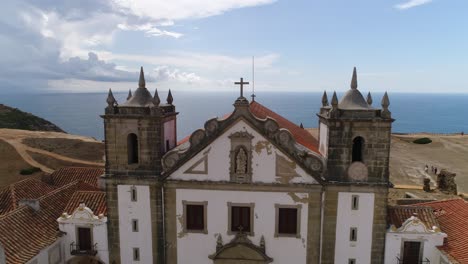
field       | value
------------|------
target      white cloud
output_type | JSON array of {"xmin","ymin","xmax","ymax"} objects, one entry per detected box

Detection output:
[
  {"xmin": 111, "ymin": 0, "xmax": 276, "ymax": 21},
  {"xmin": 117, "ymin": 23, "xmax": 183, "ymax": 38},
  {"xmin": 153, "ymin": 66, "xmax": 202, "ymax": 84},
  {"xmin": 394, "ymin": 0, "xmax": 433, "ymax": 10}
]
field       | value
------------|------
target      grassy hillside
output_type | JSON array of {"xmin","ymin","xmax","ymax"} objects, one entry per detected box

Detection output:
[{"xmin": 0, "ymin": 104, "xmax": 64, "ymax": 132}]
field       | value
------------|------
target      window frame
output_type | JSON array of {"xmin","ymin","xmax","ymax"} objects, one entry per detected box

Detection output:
[
  {"xmin": 182, "ymin": 200, "xmax": 208, "ymax": 234},
  {"xmin": 133, "ymin": 247, "xmax": 140, "ymax": 261},
  {"xmin": 132, "ymin": 219, "xmax": 139, "ymax": 232},
  {"xmin": 274, "ymin": 204, "xmax": 302, "ymax": 238},
  {"xmin": 227, "ymin": 202, "xmax": 255, "ymax": 236},
  {"xmin": 351, "ymin": 195, "xmax": 359, "ymax": 210},
  {"xmin": 350, "ymin": 227, "xmax": 358, "ymax": 242},
  {"xmin": 130, "ymin": 186, "xmax": 137, "ymax": 202}
]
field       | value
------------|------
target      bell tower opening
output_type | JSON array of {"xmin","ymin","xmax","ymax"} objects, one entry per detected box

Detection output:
[
  {"xmin": 127, "ymin": 133, "xmax": 139, "ymax": 164},
  {"xmin": 352, "ymin": 137, "xmax": 364, "ymax": 162}
]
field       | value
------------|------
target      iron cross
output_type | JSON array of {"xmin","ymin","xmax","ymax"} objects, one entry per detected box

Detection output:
[{"xmin": 234, "ymin": 78, "xmax": 249, "ymax": 98}]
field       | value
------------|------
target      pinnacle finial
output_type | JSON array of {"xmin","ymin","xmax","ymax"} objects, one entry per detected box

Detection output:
[
  {"xmin": 106, "ymin": 88, "xmax": 117, "ymax": 107},
  {"xmin": 127, "ymin": 89, "xmax": 132, "ymax": 100},
  {"xmin": 367, "ymin": 92, "xmax": 373, "ymax": 105},
  {"xmin": 138, "ymin": 66, "xmax": 146, "ymax": 88},
  {"xmin": 300, "ymin": 123, "xmax": 304, "ymax": 129},
  {"xmin": 153, "ymin": 88, "xmax": 160, "ymax": 106},
  {"xmin": 331, "ymin": 91, "xmax": 338, "ymax": 107},
  {"xmin": 381, "ymin": 91, "xmax": 390, "ymax": 108},
  {"xmin": 351, "ymin": 67, "xmax": 357, "ymax": 90},
  {"xmin": 216, "ymin": 234, "xmax": 223, "ymax": 251},
  {"xmin": 322, "ymin": 91, "xmax": 329, "ymax": 106},
  {"xmin": 167, "ymin": 89, "xmax": 173, "ymax": 104}
]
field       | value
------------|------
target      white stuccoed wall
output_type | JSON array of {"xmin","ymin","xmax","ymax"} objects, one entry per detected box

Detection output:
[
  {"xmin": 25, "ymin": 239, "xmax": 63, "ymax": 264},
  {"xmin": 176, "ymin": 189, "xmax": 310, "ymax": 264},
  {"xmin": 335, "ymin": 192, "xmax": 375, "ymax": 263},
  {"xmin": 118, "ymin": 185, "xmax": 153, "ymax": 264},
  {"xmin": 319, "ymin": 122, "xmax": 328, "ymax": 157},
  {"xmin": 170, "ymin": 120, "xmax": 317, "ymax": 184},
  {"xmin": 384, "ymin": 222, "xmax": 446, "ymax": 264}
]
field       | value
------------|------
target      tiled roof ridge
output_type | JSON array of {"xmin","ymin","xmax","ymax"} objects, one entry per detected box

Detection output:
[
  {"xmin": 0, "ymin": 180, "xmax": 92, "ymax": 220},
  {"xmin": 414, "ymin": 198, "xmax": 465, "ymax": 206},
  {"xmin": 9, "ymin": 185, "xmax": 17, "ymax": 210}
]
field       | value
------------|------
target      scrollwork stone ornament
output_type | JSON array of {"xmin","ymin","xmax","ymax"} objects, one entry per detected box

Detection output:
[
  {"xmin": 163, "ymin": 152, "xmax": 180, "ymax": 170},
  {"xmin": 204, "ymin": 118, "xmax": 219, "ymax": 136},
  {"xmin": 190, "ymin": 129, "xmax": 206, "ymax": 147}
]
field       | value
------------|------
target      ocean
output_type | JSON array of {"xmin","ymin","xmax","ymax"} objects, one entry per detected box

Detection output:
[{"xmin": 1, "ymin": 91, "xmax": 467, "ymax": 140}]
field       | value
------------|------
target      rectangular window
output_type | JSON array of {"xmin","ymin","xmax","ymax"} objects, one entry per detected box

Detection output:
[
  {"xmin": 275, "ymin": 204, "xmax": 301, "ymax": 237},
  {"xmin": 278, "ymin": 208, "xmax": 298, "ymax": 234},
  {"xmin": 349, "ymin": 259, "xmax": 356, "ymax": 264},
  {"xmin": 131, "ymin": 186, "xmax": 137, "ymax": 202},
  {"xmin": 132, "ymin": 219, "xmax": 139, "ymax": 232},
  {"xmin": 166, "ymin": 140, "xmax": 170, "ymax": 152},
  {"xmin": 186, "ymin": 204, "xmax": 204, "ymax": 231},
  {"xmin": 183, "ymin": 201, "xmax": 208, "ymax": 233},
  {"xmin": 133, "ymin": 248, "xmax": 140, "ymax": 261},
  {"xmin": 351, "ymin": 195, "xmax": 359, "ymax": 210},
  {"xmin": 350, "ymin": 227, "xmax": 358, "ymax": 241},
  {"xmin": 231, "ymin": 206, "xmax": 251, "ymax": 232}
]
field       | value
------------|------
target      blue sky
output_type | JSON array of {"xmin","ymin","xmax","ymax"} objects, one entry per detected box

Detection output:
[{"xmin": 0, "ymin": 0, "xmax": 467, "ymax": 93}]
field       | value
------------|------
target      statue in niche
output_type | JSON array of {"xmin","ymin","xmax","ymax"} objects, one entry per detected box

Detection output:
[{"xmin": 235, "ymin": 148, "xmax": 248, "ymax": 174}]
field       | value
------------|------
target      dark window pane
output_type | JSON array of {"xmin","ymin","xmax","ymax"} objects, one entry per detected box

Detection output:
[
  {"xmin": 231, "ymin": 206, "xmax": 251, "ymax": 232},
  {"xmin": 278, "ymin": 208, "xmax": 298, "ymax": 234},
  {"xmin": 186, "ymin": 204, "xmax": 204, "ymax": 230}
]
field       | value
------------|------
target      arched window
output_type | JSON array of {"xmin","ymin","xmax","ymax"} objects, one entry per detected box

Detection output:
[
  {"xmin": 127, "ymin": 133, "xmax": 139, "ymax": 164},
  {"xmin": 352, "ymin": 137, "xmax": 364, "ymax": 162}
]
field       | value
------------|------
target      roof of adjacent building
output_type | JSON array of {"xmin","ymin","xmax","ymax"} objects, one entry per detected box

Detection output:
[
  {"xmin": 0, "ymin": 181, "xmax": 98, "ymax": 263},
  {"xmin": 0, "ymin": 176, "xmax": 55, "ymax": 215},
  {"xmin": 49, "ymin": 167, "xmax": 104, "ymax": 187},
  {"xmin": 64, "ymin": 191, "xmax": 107, "ymax": 216},
  {"xmin": 414, "ymin": 199, "xmax": 468, "ymax": 264},
  {"xmin": 177, "ymin": 100, "xmax": 320, "ymax": 154},
  {"xmin": 0, "ymin": 167, "xmax": 104, "ymax": 264},
  {"xmin": 387, "ymin": 205, "xmax": 439, "ymax": 229}
]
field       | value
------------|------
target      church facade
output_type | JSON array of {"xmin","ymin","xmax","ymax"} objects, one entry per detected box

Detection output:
[{"xmin": 102, "ymin": 67, "xmax": 393, "ymax": 264}]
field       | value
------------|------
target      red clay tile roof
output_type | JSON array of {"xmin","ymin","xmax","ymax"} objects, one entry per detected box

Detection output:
[
  {"xmin": 413, "ymin": 199, "xmax": 468, "ymax": 264},
  {"xmin": 249, "ymin": 101, "xmax": 319, "ymax": 153},
  {"xmin": 64, "ymin": 191, "xmax": 107, "ymax": 216},
  {"xmin": 388, "ymin": 205, "xmax": 439, "ymax": 229},
  {"xmin": 0, "ymin": 180, "xmax": 98, "ymax": 264},
  {"xmin": 0, "ymin": 177, "xmax": 55, "ymax": 215},
  {"xmin": 50, "ymin": 167, "xmax": 104, "ymax": 187},
  {"xmin": 177, "ymin": 101, "xmax": 320, "ymax": 154}
]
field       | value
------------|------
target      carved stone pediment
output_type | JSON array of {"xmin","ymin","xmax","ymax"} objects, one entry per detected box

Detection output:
[
  {"xmin": 209, "ymin": 233, "xmax": 272, "ymax": 263},
  {"xmin": 162, "ymin": 103, "xmax": 325, "ymax": 183}
]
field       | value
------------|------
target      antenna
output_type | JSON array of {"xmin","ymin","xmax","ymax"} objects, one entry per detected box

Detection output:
[{"xmin": 251, "ymin": 56, "xmax": 256, "ymax": 102}]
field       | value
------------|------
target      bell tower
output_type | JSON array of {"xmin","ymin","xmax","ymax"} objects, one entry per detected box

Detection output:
[
  {"xmin": 102, "ymin": 67, "xmax": 177, "ymax": 264},
  {"xmin": 317, "ymin": 67, "xmax": 393, "ymax": 183}
]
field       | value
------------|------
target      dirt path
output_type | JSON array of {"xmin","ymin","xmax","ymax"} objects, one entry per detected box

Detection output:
[{"xmin": 0, "ymin": 129, "xmax": 104, "ymax": 173}]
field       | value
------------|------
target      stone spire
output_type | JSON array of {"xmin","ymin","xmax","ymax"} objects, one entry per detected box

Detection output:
[
  {"xmin": 167, "ymin": 89, "xmax": 173, "ymax": 104},
  {"xmin": 153, "ymin": 88, "xmax": 160, "ymax": 106},
  {"xmin": 127, "ymin": 89, "xmax": 132, "ymax": 100},
  {"xmin": 381, "ymin": 91, "xmax": 391, "ymax": 118},
  {"xmin": 381, "ymin": 92, "xmax": 390, "ymax": 108},
  {"xmin": 366, "ymin": 92, "xmax": 373, "ymax": 105},
  {"xmin": 331, "ymin": 91, "xmax": 338, "ymax": 108},
  {"xmin": 351, "ymin": 67, "xmax": 357, "ymax": 90},
  {"xmin": 322, "ymin": 91, "xmax": 329, "ymax": 106},
  {"xmin": 106, "ymin": 88, "xmax": 117, "ymax": 107},
  {"xmin": 300, "ymin": 123, "xmax": 304, "ymax": 129},
  {"xmin": 138, "ymin": 66, "xmax": 146, "ymax": 88}
]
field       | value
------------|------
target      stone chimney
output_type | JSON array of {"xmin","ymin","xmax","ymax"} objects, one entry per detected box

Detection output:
[
  {"xmin": 423, "ymin": 178, "xmax": 431, "ymax": 192},
  {"xmin": 437, "ymin": 169, "xmax": 458, "ymax": 195},
  {"xmin": 19, "ymin": 199, "xmax": 40, "ymax": 212}
]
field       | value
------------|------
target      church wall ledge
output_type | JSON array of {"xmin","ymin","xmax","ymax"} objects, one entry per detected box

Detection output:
[{"xmin": 164, "ymin": 180, "xmax": 322, "ymax": 192}]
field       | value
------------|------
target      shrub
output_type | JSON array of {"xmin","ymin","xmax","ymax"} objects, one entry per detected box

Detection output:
[
  {"xmin": 413, "ymin": 137, "xmax": 432, "ymax": 144},
  {"xmin": 20, "ymin": 167, "xmax": 41, "ymax": 175}
]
